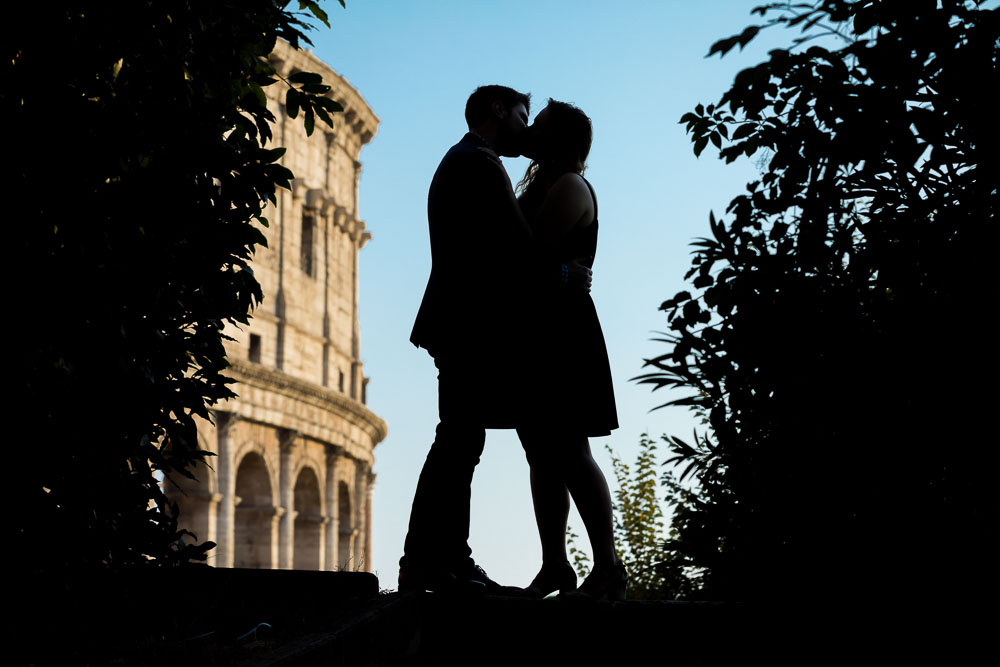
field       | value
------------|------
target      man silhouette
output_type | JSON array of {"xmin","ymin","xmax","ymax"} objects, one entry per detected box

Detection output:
[{"xmin": 399, "ymin": 85, "xmax": 590, "ymax": 593}]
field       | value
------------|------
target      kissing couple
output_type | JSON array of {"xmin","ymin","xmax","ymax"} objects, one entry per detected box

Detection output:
[{"xmin": 400, "ymin": 85, "xmax": 625, "ymax": 601}]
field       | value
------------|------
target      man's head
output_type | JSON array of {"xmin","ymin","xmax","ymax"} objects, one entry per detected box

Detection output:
[{"xmin": 465, "ymin": 85, "xmax": 531, "ymax": 157}]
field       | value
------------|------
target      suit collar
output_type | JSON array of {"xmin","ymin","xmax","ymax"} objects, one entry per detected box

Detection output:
[
  {"xmin": 463, "ymin": 132, "xmax": 502, "ymax": 164},
  {"xmin": 464, "ymin": 131, "xmax": 492, "ymax": 149}
]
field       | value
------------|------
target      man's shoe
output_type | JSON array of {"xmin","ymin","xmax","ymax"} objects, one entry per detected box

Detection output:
[
  {"xmin": 398, "ymin": 562, "xmax": 487, "ymax": 595},
  {"xmin": 459, "ymin": 562, "xmax": 505, "ymax": 595}
]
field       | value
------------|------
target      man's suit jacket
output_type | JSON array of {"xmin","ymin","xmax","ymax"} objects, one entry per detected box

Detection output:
[{"xmin": 410, "ymin": 133, "xmax": 542, "ymax": 426}]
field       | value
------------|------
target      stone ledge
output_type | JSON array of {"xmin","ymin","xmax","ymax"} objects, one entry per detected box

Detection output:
[
  {"xmin": 16, "ymin": 567, "xmax": 379, "ymax": 665},
  {"xmin": 245, "ymin": 592, "xmax": 747, "ymax": 666},
  {"xmin": 19, "ymin": 571, "xmax": 990, "ymax": 666},
  {"xmin": 241, "ymin": 591, "xmax": 993, "ymax": 666}
]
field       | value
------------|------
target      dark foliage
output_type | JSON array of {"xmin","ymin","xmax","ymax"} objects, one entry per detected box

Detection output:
[
  {"xmin": 638, "ymin": 0, "xmax": 999, "ymax": 601},
  {"xmin": 6, "ymin": 1, "xmax": 343, "ymax": 577}
]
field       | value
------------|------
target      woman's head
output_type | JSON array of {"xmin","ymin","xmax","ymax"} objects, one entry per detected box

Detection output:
[{"xmin": 524, "ymin": 99, "xmax": 592, "ymax": 175}]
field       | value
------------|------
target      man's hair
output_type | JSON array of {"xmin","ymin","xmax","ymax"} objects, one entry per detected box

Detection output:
[{"xmin": 465, "ymin": 85, "xmax": 531, "ymax": 129}]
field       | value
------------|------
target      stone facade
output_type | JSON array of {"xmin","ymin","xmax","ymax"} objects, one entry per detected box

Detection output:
[{"xmin": 168, "ymin": 40, "xmax": 386, "ymax": 572}]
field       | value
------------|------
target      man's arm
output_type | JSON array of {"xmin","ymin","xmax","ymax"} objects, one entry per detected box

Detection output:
[{"xmin": 464, "ymin": 149, "xmax": 594, "ymax": 292}]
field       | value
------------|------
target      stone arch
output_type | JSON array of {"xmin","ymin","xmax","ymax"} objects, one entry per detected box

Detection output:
[
  {"xmin": 337, "ymin": 479, "xmax": 354, "ymax": 570},
  {"xmin": 231, "ymin": 426, "xmax": 280, "ymax": 502},
  {"xmin": 293, "ymin": 465, "xmax": 323, "ymax": 570},
  {"xmin": 291, "ymin": 449, "xmax": 327, "ymax": 495},
  {"xmin": 234, "ymin": 451, "xmax": 276, "ymax": 569}
]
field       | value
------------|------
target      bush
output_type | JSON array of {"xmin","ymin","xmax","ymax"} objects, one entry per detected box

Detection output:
[
  {"xmin": 8, "ymin": 0, "xmax": 344, "ymax": 576},
  {"xmin": 637, "ymin": 0, "xmax": 999, "ymax": 601}
]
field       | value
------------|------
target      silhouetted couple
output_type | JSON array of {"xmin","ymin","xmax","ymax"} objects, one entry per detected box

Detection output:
[{"xmin": 400, "ymin": 85, "xmax": 625, "ymax": 601}]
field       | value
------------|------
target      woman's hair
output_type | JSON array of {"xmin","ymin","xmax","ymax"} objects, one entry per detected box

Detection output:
[{"xmin": 516, "ymin": 99, "xmax": 592, "ymax": 198}]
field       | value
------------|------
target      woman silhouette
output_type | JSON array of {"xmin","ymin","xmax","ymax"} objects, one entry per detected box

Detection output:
[{"xmin": 515, "ymin": 99, "xmax": 625, "ymax": 600}]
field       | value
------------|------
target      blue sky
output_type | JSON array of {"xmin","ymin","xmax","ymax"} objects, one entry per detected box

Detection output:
[{"xmin": 300, "ymin": 0, "xmax": 787, "ymax": 588}]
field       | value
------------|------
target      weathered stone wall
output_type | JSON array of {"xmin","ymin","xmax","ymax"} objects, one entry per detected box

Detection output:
[{"xmin": 168, "ymin": 40, "xmax": 385, "ymax": 572}]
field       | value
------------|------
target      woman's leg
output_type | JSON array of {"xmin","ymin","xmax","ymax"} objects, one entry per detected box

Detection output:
[
  {"xmin": 530, "ymin": 465, "xmax": 571, "ymax": 565},
  {"xmin": 517, "ymin": 427, "xmax": 571, "ymax": 567},
  {"xmin": 563, "ymin": 436, "xmax": 617, "ymax": 569}
]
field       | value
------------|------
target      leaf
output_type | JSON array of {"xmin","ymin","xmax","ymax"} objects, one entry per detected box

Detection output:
[
  {"xmin": 315, "ymin": 105, "xmax": 333, "ymax": 128},
  {"xmin": 263, "ymin": 147, "xmax": 286, "ymax": 163},
  {"xmin": 315, "ymin": 97, "xmax": 344, "ymax": 113},
  {"xmin": 248, "ymin": 81, "xmax": 267, "ymax": 108},
  {"xmin": 301, "ymin": 82, "xmax": 331, "ymax": 95},
  {"xmin": 288, "ymin": 71, "xmax": 324, "ymax": 85},
  {"xmin": 737, "ymin": 25, "xmax": 761, "ymax": 49},
  {"xmin": 304, "ymin": 106, "xmax": 315, "ymax": 136},
  {"xmin": 694, "ymin": 136, "xmax": 709, "ymax": 157},
  {"xmin": 265, "ymin": 163, "xmax": 294, "ymax": 183},
  {"xmin": 732, "ymin": 123, "xmax": 756, "ymax": 140},
  {"xmin": 286, "ymin": 88, "xmax": 300, "ymax": 118},
  {"xmin": 300, "ymin": 1, "xmax": 330, "ymax": 28},
  {"xmin": 693, "ymin": 273, "xmax": 714, "ymax": 288},
  {"xmin": 707, "ymin": 35, "xmax": 739, "ymax": 59}
]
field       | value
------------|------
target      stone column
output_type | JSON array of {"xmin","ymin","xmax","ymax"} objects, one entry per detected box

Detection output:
[
  {"xmin": 215, "ymin": 411, "xmax": 240, "ymax": 568},
  {"xmin": 274, "ymin": 103, "xmax": 289, "ymax": 372},
  {"xmin": 316, "ymin": 516, "xmax": 329, "ymax": 571},
  {"xmin": 365, "ymin": 469, "xmax": 376, "ymax": 573},
  {"xmin": 320, "ymin": 197, "xmax": 338, "ymax": 390},
  {"xmin": 204, "ymin": 492, "xmax": 223, "ymax": 567},
  {"xmin": 324, "ymin": 444, "xmax": 343, "ymax": 571},
  {"xmin": 278, "ymin": 429, "xmax": 298, "ymax": 569},
  {"xmin": 271, "ymin": 506, "xmax": 285, "ymax": 570},
  {"xmin": 348, "ymin": 219, "xmax": 364, "ymax": 401},
  {"xmin": 354, "ymin": 461, "xmax": 369, "ymax": 571},
  {"xmin": 352, "ymin": 159, "xmax": 361, "ymax": 218},
  {"xmin": 321, "ymin": 207, "xmax": 331, "ymax": 389}
]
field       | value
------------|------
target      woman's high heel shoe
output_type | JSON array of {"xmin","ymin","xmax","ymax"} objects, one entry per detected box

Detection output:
[
  {"xmin": 559, "ymin": 560, "xmax": 627, "ymax": 602},
  {"xmin": 518, "ymin": 561, "xmax": 578, "ymax": 598}
]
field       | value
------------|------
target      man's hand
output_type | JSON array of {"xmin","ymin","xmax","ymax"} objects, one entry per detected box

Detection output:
[{"xmin": 566, "ymin": 257, "xmax": 593, "ymax": 293}]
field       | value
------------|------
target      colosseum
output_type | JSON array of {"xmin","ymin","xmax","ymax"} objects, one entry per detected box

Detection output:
[{"xmin": 168, "ymin": 40, "xmax": 387, "ymax": 572}]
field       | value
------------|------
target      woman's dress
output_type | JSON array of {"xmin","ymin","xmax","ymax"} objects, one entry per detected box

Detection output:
[{"xmin": 524, "ymin": 178, "xmax": 618, "ymax": 436}]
